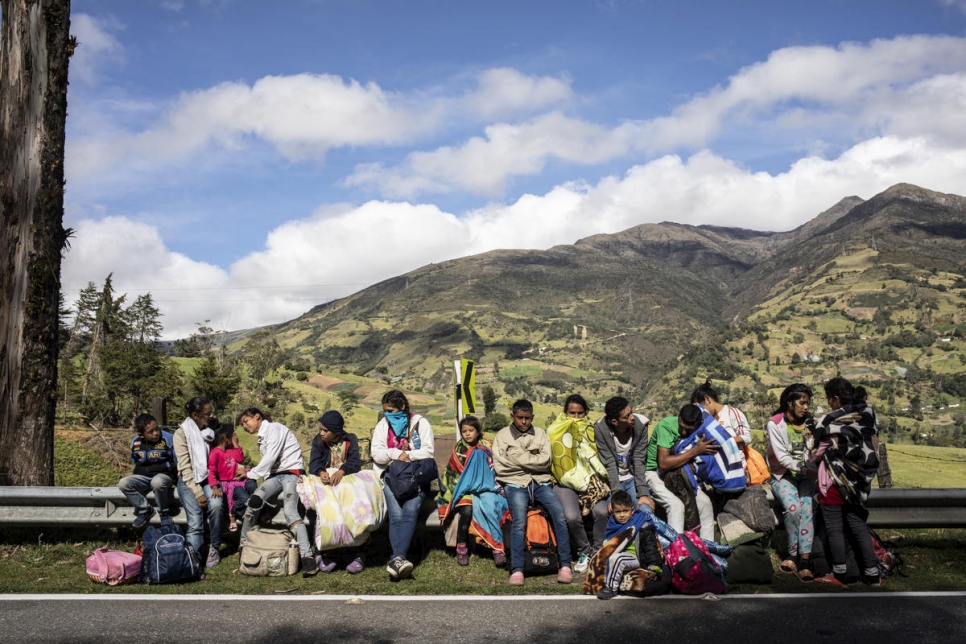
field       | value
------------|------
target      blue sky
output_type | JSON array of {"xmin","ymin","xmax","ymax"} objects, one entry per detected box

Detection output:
[{"xmin": 57, "ymin": 0, "xmax": 966, "ymax": 338}]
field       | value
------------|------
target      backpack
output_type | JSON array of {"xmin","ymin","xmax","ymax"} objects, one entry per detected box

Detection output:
[
  {"xmin": 86, "ymin": 546, "xmax": 142, "ymax": 586},
  {"xmin": 869, "ymin": 529, "xmax": 903, "ymax": 579},
  {"xmin": 239, "ymin": 527, "xmax": 300, "ymax": 577},
  {"xmin": 665, "ymin": 529, "xmax": 727, "ymax": 595},
  {"xmin": 502, "ymin": 506, "xmax": 559, "ymax": 576},
  {"xmin": 139, "ymin": 516, "xmax": 202, "ymax": 584}
]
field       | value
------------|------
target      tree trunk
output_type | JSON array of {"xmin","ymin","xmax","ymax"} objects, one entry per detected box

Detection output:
[{"xmin": 0, "ymin": 0, "xmax": 72, "ymax": 485}]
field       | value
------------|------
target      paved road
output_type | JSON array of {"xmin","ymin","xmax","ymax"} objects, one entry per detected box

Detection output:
[{"xmin": 3, "ymin": 593, "xmax": 965, "ymax": 644}]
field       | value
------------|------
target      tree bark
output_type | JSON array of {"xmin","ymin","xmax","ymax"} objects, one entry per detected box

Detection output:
[{"xmin": 0, "ymin": 0, "xmax": 72, "ymax": 485}]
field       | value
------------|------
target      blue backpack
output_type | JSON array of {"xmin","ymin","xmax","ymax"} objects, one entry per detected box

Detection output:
[{"xmin": 139, "ymin": 516, "xmax": 202, "ymax": 584}]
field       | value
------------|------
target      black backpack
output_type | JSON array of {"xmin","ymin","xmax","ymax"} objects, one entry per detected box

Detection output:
[{"xmin": 139, "ymin": 516, "xmax": 202, "ymax": 584}]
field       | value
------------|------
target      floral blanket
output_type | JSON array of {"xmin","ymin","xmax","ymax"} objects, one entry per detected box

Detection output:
[{"xmin": 298, "ymin": 470, "xmax": 386, "ymax": 551}]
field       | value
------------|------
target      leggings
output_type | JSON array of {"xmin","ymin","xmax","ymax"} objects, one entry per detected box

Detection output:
[
  {"xmin": 820, "ymin": 502, "xmax": 878, "ymax": 577},
  {"xmin": 456, "ymin": 505, "xmax": 472, "ymax": 545},
  {"xmin": 772, "ymin": 475, "xmax": 814, "ymax": 558}
]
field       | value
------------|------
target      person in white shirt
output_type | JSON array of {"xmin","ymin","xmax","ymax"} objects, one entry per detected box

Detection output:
[{"xmin": 237, "ymin": 407, "xmax": 318, "ymax": 577}]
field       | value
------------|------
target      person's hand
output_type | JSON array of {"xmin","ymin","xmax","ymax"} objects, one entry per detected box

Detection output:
[
  {"xmin": 211, "ymin": 486, "xmax": 223, "ymax": 498},
  {"xmin": 691, "ymin": 436, "xmax": 721, "ymax": 457},
  {"xmin": 398, "ymin": 452, "xmax": 411, "ymax": 463},
  {"xmin": 329, "ymin": 470, "xmax": 345, "ymax": 486},
  {"xmin": 637, "ymin": 495, "xmax": 656, "ymax": 511},
  {"xmin": 197, "ymin": 494, "xmax": 208, "ymax": 508},
  {"xmin": 318, "ymin": 470, "xmax": 331, "ymax": 484},
  {"xmin": 234, "ymin": 466, "xmax": 247, "ymax": 481},
  {"xmin": 231, "ymin": 434, "xmax": 240, "ymax": 448}
]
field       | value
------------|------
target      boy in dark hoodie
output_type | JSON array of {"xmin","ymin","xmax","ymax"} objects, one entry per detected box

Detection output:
[
  {"xmin": 308, "ymin": 410, "xmax": 364, "ymax": 572},
  {"xmin": 118, "ymin": 413, "xmax": 177, "ymax": 528}
]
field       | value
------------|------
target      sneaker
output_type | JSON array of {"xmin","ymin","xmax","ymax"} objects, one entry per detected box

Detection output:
[
  {"xmin": 596, "ymin": 587, "xmax": 617, "ymax": 600},
  {"xmin": 205, "ymin": 548, "xmax": 221, "ymax": 568},
  {"xmin": 456, "ymin": 543, "xmax": 469, "ymax": 566},
  {"xmin": 346, "ymin": 557, "xmax": 365, "ymax": 574},
  {"xmin": 509, "ymin": 571, "xmax": 525, "ymax": 586},
  {"xmin": 493, "ymin": 550, "xmax": 507, "ymax": 568},
  {"xmin": 301, "ymin": 556, "xmax": 319, "ymax": 577},
  {"xmin": 574, "ymin": 553, "xmax": 591, "ymax": 574},
  {"xmin": 557, "ymin": 566, "xmax": 573, "ymax": 584},
  {"xmin": 387, "ymin": 556, "xmax": 414, "ymax": 580},
  {"xmin": 316, "ymin": 557, "xmax": 337, "ymax": 574},
  {"xmin": 132, "ymin": 507, "xmax": 155, "ymax": 529},
  {"xmin": 813, "ymin": 573, "xmax": 847, "ymax": 587},
  {"xmin": 861, "ymin": 574, "xmax": 882, "ymax": 586}
]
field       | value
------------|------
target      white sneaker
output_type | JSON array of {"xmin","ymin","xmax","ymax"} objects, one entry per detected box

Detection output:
[{"xmin": 574, "ymin": 553, "xmax": 591, "ymax": 574}]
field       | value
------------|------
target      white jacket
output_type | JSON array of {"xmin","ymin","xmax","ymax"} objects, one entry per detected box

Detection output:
[
  {"xmin": 247, "ymin": 419, "xmax": 305, "ymax": 481},
  {"xmin": 370, "ymin": 414, "xmax": 435, "ymax": 478}
]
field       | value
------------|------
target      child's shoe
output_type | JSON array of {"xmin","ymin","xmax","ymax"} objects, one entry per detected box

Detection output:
[
  {"xmin": 861, "ymin": 574, "xmax": 882, "ymax": 586},
  {"xmin": 387, "ymin": 556, "xmax": 413, "ymax": 580},
  {"xmin": 301, "ymin": 556, "xmax": 319, "ymax": 577},
  {"xmin": 132, "ymin": 507, "xmax": 155, "ymax": 529},
  {"xmin": 493, "ymin": 550, "xmax": 507, "ymax": 568},
  {"xmin": 596, "ymin": 587, "xmax": 617, "ymax": 600},
  {"xmin": 228, "ymin": 519, "xmax": 238, "ymax": 532},
  {"xmin": 316, "ymin": 557, "xmax": 337, "ymax": 573},
  {"xmin": 574, "ymin": 551, "xmax": 592, "ymax": 574},
  {"xmin": 509, "ymin": 571, "xmax": 525, "ymax": 586},
  {"xmin": 557, "ymin": 566, "xmax": 573, "ymax": 584},
  {"xmin": 456, "ymin": 543, "xmax": 470, "ymax": 566},
  {"xmin": 346, "ymin": 557, "xmax": 365, "ymax": 574},
  {"xmin": 205, "ymin": 548, "xmax": 221, "ymax": 568}
]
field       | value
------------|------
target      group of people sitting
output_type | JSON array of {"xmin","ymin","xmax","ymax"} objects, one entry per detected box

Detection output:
[{"xmin": 118, "ymin": 375, "xmax": 882, "ymax": 594}]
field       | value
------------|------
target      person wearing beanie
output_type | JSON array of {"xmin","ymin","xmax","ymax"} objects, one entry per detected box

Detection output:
[{"xmin": 308, "ymin": 409, "xmax": 366, "ymax": 573}]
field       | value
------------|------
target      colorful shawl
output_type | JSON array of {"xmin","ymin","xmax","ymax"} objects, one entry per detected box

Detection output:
[
  {"xmin": 436, "ymin": 440, "xmax": 507, "ymax": 551},
  {"xmin": 812, "ymin": 403, "xmax": 880, "ymax": 510},
  {"xmin": 298, "ymin": 470, "xmax": 386, "ymax": 551}
]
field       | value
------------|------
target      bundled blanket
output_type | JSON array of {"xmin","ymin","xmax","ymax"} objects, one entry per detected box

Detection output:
[
  {"xmin": 298, "ymin": 470, "xmax": 386, "ymax": 551},
  {"xmin": 673, "ymin": 412, "xmax": 746, "ymax": 494},
  {"xmin": 812, "ymin": 403, "xmax": 880, "ymax": 510},
  {"xmin": 436, "ymin": 441, "xmax": 507, "ymax": 552}
]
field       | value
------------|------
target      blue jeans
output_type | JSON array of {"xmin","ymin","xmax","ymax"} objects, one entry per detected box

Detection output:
[
  {"xmin": 119, "ymin": 473, "xmax": 173, "ymax": 516},
  {"xmin": 240, "ymin": 474, "xmax": 313, "ymax": 558},
  {"xmin": 177, "ymin": 478, "xmax": 224, "ymax": 554},
  {"xmin": 229, "ymin": 479, "xmax": 258, "ymax": 520},
  {"xmin": 505, "ymin": 481, "xmax": 572, "ymax": 573},
  {"xmin": 383, "ymin": 483, "xmax": 427, "ymax": 560}
]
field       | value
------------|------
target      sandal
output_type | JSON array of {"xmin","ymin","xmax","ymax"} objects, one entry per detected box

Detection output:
[
  {"xmin": 797, "ymin": 568, "xmax": 815, "ymax": 582},
  {"xmin": 779, "ymin": 559, "xmax": 797, "ymax": 574}
]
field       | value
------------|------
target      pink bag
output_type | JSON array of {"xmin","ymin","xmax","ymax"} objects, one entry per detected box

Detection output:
[
  {"xmin": 85, "ymin": 546, "xmax": 142, "ymax": 586},
  {"xmin": 664, "ymin": 529, "xmax": 727, "ymax": 595}
]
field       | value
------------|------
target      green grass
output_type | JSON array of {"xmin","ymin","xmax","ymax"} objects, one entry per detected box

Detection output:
[
  {"xmin": 884, "ymin": 444, "xmax": 966, "ymax": 488},
  {"xmin": 1, "ymin": 526, "xmax": 963, "ymax": 595}
]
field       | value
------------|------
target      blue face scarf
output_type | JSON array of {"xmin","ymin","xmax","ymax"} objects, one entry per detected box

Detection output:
[{"xmin": 385, "ymin": 411, "xmax": 410, "ymax": 439}]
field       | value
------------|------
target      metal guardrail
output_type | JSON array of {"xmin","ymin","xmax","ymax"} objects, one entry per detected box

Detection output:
[{"xmin": 0, "ymin": 486, "xmax": 964, "ymax": 529}]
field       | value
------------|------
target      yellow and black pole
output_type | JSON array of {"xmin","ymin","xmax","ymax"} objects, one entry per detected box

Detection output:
[{"xmin": 453, "ymin": 358, "xmax": 476, "ymax": 435}]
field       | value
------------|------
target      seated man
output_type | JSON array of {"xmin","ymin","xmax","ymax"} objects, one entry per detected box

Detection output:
[
  {"xmin": 492, "ymin": 399, "xmax": 573, "ymax": 586},
  {"xmin": 643, "ymin": 404, "xmax": 719, "ymax": 541}
]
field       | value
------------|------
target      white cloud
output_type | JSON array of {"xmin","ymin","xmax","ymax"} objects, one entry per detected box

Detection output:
[
  {"xmin": 940, "ymin": 0, "xmax": 966, "ymax": 14},
  {"xmin": 70, "ymin": 14, "xmax": 124, "ymax": 84},
  {"xmin": 67, "ymin": 73, "xmax": 444, "ymax": 183},
  {"xmin": 63, "ymin": 135, "xmax": 966, "ymax": 339},
  {"xmin": 346, "ymin": 112, "xmax": 633, "ymax": 197},
  {"xmin": 462, "ymin": 68, "xmax": 573, "ymax": 119},
  {"xmin": 351, "ymin": 35, "xmax": 966, "ymax": 198}
]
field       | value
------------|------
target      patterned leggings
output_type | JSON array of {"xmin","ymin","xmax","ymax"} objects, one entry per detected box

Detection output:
[{"xmin": 772, "ymin": 475, "xmax": 814, "ymax": 558}]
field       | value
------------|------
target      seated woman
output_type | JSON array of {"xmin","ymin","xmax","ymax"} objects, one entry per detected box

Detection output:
[
  {"xmin": 548, "ymin": 394, "xmax": 610, "ymax": 574},
  {"xmin": 370, "ymin": 389, "xmax": 435, "ymax": 580},
  {"xmin": 301, "ymin": 410, "xmax": 384, "ymax": 574},
  {"xmin": 436, "ymin": 415, "xmax": 508, "ymax": 567},
  {"xmin": 767, "ymin": 383, "xmax": 817, "ymax": 581}
]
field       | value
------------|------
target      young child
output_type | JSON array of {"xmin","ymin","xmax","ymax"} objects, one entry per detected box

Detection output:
[
  {"xmin": 492, "ymin": 399, "xmax": 573, "ymax": 586},
  {"xmin": 207, "ymin": 423, "xmax": 256, "ymax": 532},
  {"xmin": 308, "ymin": 410, "xmax": 365, "ymax": 573},
  {"xmin": 437, "ymin": 415, "xmax": 508, "ymax": 567},
  {"xmin": 238, "ymin": 407, "xmax": 318, "ymax": 577},
  {"xmin": 595, "ymin": 490, "xmax": 664, "ymax": 600},
  {"xmin": 118, "ymin": 413, "xmax": 176, "ymax": 527}
]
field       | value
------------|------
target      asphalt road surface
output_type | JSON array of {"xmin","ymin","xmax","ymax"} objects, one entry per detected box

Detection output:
[{"xmin": 2, "ymin": 592, "xmax": 965, "ymax": 644}]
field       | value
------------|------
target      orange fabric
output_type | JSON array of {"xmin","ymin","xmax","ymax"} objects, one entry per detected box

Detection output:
[
  {"xmin": 743, "ymin": 445, "xmax": 769, "ymax": 486},
  {"xmin": 526, "ymin": 508, "xmax": 557, "ymax": 549}
]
